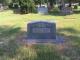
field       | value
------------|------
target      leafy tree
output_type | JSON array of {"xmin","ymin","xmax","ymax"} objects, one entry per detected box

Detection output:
[
  {"xmin": 18, "ymin": 0, "xmax": 35, "ymax": 13},
  {"xmin": 33, "ymin": 0, "xmax": 47, "ymax": 6},
  {"xmin": 0, "ymin": 0, "xmax": 12, "ymax": 5}
]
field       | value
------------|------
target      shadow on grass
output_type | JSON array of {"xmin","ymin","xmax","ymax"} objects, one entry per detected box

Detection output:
[
  {"xmin": 73, "ymin": 10, "xmax": 80, "ymax": 14},
  {"xmin": 16, "ymin": 45, "xmax": 62, "ymax": 60},
  {"xmin": 0, "ymin": 25, "xmax": 21, "ymax": 37},
  {"xmin": 0, "ymin": 25, "xmax": 22, "ymax": 58},
  {"xmin": 57, "ymin": 27, "xmax": 80, "ymax": 45},
  {"xmin": 48, "ymin": 11, "xmax": 80, "ymax": 16},
  {"xmin": 48, "ymin": 11, "xmax": 66, "ymax": 16},
  {"xmin": 57, "ymin": 27, "xmax": 80, "ymax": 60},
  {"xmin": 58, "ymin": 28, "xmax": 80, "ymax": 34},
  {"xmin": 0, "ymin": 25, "xmax": 80, "ymax": 60},
  {"xmin": 0, "ymin": 25, "xmax": 62, "ymax": 60}
]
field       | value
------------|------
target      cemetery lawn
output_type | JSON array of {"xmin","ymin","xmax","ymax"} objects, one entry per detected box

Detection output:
[{"xmin": 0, "ymin": 10, "xmax": 80, "ymax": 60}]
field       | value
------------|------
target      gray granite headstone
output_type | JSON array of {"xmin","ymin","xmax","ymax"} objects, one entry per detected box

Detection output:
[
  {"xmin": 61, "ymin": 7, "xmax": 73, "ymax": 15},
  {"xmin": 27, "ymin": 21, "xmax": 56, "ymax": 43},
  {"xmin": 38, "ymin": 6, "xmax": 48, "ymax": 14}
]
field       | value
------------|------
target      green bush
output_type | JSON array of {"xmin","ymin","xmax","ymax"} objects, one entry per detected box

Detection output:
[{"xmin": 74, "ymin": 5, "xmax": 78, "ymax": 9}]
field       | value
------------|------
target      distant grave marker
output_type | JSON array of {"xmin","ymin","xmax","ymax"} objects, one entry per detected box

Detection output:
[
  {"xmin": 61, "ymin": 7, "xmax": 73, "ymax": 15},
  {"xmin": 38, "ymin": 5, "xmax": 48, "ymax": 14}
]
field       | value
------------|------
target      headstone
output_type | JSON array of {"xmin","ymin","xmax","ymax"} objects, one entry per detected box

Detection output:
[
  {"xmin": 37, "ymin": 5, "xmax": 48, "ymax": 14},
  {"xmin": 61, "ymin": 7, "xmax": 73, "ymax": 15},
  {"xmin": 27, "ymin": 21, "xmax": 56, "ymax": 43},
  {"xmin": 0, "ymin": 4, "xmax": 3, "ymax": 11},
  {"xmin": 59, "ymin": 0, "xmax": 73, "ymax": 15}
]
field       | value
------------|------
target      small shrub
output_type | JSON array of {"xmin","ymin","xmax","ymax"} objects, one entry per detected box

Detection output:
[{"xmin": 74, "ymin": 5, "xmax": 78, "ymax": 9}]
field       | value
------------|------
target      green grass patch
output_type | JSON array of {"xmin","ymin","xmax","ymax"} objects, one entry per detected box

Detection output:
[{"xmin": 0, "ymin": 10, "xmax": 80, "ymax": 60}]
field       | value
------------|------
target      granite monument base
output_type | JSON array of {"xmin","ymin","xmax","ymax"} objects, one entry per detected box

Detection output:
[{"xmin": 22, "ymin": 35, "xmax": 64, "ymax": 45}]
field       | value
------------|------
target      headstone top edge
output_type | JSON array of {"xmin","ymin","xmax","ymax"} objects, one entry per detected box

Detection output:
[{"xmin": 27, "ymin": 20, "xmax": 56, "ymax": 24}]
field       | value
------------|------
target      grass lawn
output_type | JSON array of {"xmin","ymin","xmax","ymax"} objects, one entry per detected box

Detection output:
[{"xmin": 0, "ymin": 10, "xmax": 80, "ymax": 60}]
